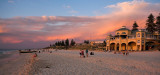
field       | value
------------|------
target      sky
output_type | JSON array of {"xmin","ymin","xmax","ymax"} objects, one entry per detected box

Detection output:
[{"xmin": 0, "ymin": 0, "xmax": 160, "ymax": 49}]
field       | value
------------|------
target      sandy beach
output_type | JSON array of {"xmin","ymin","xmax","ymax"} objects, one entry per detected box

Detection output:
[
  {"xmin": 26, "ymin": 50, "xmax": 160, "ymax": 75},
  {"xmin": 0, "ymin": 50, "xmax": 160, "ymax": 75},
  {"xmin": 0, "ymin": 51, "xmax": 34, "ymax": 75}
]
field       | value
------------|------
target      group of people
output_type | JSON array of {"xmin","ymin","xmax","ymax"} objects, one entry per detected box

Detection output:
[
  {"xmin": 113, "ymin": 50, "xmax": 129, "ymax": 56},
  {"xmin": 122, "ymin": 50, "xmax": 129, "ymax": 55},
  {"xmin": 79, "ymin": 49, "xmax": 89, "ymax": 58}
]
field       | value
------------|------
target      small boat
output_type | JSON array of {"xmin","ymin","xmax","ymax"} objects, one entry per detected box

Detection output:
[{"xmin": 19, "ymin": 50, "xmax": 37, "ymax": 53}]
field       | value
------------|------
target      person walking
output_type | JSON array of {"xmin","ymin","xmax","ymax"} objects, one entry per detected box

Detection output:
[
  {"xmin": 86, "ymin": 49, "xmax": 89, "ymax": 57},
  {"xmin": 81, "ymin": 50, "xmax": 85, "ymax": 58}
]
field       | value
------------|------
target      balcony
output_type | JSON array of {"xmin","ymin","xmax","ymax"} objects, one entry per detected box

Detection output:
[
  {"xmin": 128, "ymin": 37, "xmax": 136, "ymax": 39},
  {"xmin": 146, "ymin": 37, "xmax": 157, "ymax": 39}
]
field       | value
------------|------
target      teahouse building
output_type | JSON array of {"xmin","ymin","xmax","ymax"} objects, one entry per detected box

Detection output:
[{"xmin": 106, "ymin": 26, "xmax": 160, "ymax": 51}]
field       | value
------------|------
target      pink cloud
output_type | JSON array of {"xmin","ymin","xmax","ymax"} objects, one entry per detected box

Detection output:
[
  {"xmin": 0, "ymin": 25, "xmax": 7, "ymax": 33},
  {"xmin": 0, "ymin": 37, "xmax": 23, "ymax": 44},
  {"xmin": 0, "ymin": 0, "xmax": 160, "ymax": 49}
]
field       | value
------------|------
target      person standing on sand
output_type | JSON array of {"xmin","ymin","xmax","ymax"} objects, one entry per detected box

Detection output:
[
  {"xmin": 79, "ymin": 50, "xmax": 82, "ymax": 58},
  {"xmin": 122, "ymin": 51, "xmax": 125, "ymax": 56},
  {"xmin": 81, "ymin": 50, "xmax": 85, "ymax": 58},
  {"xmin": 126, "ymin": 50, "xmax": 129, "ymax": 55},
  {"xmin": 86, "ymin": 49, "xmax": 89, "ymax": 57}
]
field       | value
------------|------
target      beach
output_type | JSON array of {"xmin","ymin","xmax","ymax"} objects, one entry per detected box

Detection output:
[
  {"xmin": 0, "ymin": 50, "xmax": 34, "ymax": 75},
  {"xmin": 0, "ymin": 50, "xmax": 160, "ymax": 75},
  {"xmin": 27, "ymin": 50, "xmax": 160, "ymax": 75}
]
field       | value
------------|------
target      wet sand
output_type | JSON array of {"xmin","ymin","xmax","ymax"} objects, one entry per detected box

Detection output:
[{"xmin": 0, "ymin": 51, "xmax": 34, "ymax": 75}]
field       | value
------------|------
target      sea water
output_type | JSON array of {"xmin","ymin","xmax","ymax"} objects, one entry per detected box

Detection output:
[
  {"xmin": 0, "ymin": 49, "xmax": 32, "ymax": 75},
  {"xmin": 0, "ymin": 49, "xmax": 18, "ymax": 57},
  {"xmin": 0, "ymin": 49, "xmax": 19, "ymax": 64}
]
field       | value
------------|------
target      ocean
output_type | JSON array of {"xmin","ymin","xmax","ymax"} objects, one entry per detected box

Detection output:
[
  {"xmin": 0, "ymin": 49, "xmax": 18, "ymax": 55},
  {"xmin": 0, "ymin": 49, "xmax": 32, "ymax": 75},
  {"xmin": 0, "ymin": 49, "xmax": 19, "ymax": 63}
]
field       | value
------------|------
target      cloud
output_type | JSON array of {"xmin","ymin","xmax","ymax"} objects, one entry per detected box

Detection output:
[
  {"xmin": 0, "ymin": 37, "xmax": 23, "ymax": 44},
  {"xmin": 0, "ymin": 0, "xmax": 160, "ymax": 49},
  {"xmin": 64, "ymin": 5, "xmax": 71, "ymax": 8},
  {"xmin": 0, "ymin": 16, "xmax": 99, "ymax": 44},
  {"xmin": 8, "ymin": 0, "xmax": 14, "ymax": 3},
  {"xmin": 63, "ymin": 5, "xmax": 78, "ymax": 14},
  {"xmin": 104, "ymin": 5, "xmax": 116, "ymax": 8},
  {"xmin": 104, "ymin": 0, "xmax": 160, "ymax": 14},
  {"xmin": 69, "ymin": 10, "xmax": 78, "ymax": 14}
]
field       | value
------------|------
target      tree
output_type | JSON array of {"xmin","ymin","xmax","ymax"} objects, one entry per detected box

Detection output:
[
  {"xmin": 103, "ymin": 40, "xmax": 106, "ymax": 46},
  {"xmin": 84, "ymin": 40, "xmax": 89, "ymax": 44},
  {"xmin": 156, "ymin": 13, "xmax": 160, "ymax": 33},
  {"xmin": 61, "ymin": 40, "xmax": 65, "ymax": 46},
  {"xmin": 59, "ymin": 41, "xmax": 62, "ymax": 46},
  {"xmin": 55, "ymin": 42, "xmax": 58, "ymax": 46},
  {"xmin": 57, "ymin": 41, "xmax": 60, "ymax": 46},
  {"xmin": 146, "ymin": 13, "xmax": 156, "ymax": 33},
  {"xmin": 65, "ymin": 39, "xmax": 69, "ymax": 49},
  {"xmin": 70, "ymin": 39, "xmax": 75, "ymax": 46},
  {"xmin": 50, "ymin": 44, "xmax": 52, "ymax": 47},
  {"xmin": 132, "ymin": 21, "xmax": 139, "ymax": 31}
]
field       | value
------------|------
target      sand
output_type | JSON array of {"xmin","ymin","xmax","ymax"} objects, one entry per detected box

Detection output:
[
  {"xmin": 0, "ymin": 51, "xmax": 34, "ymax": 75},
  {"xmin": 0, "ymin": 50, "xmax": 159, "ymax": 75},
  {"xmin": 28, "ymin": 50, "xmax": 160, "ymax": 75}
]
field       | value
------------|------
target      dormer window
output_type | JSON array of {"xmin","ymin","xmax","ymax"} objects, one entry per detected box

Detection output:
[{"xmin": 122, "ymin": 32, "xmax": 126, "ymax": 34}]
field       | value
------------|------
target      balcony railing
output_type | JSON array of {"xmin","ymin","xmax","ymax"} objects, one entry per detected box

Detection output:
[
  {"xmin": 146, "ymin": 37, "xmax": 157, "ymax": 39},
  {"xmin": 109, "ymin": 36, "xmax": 158, "ymax": 41},
  {"xmin": 128, "ymin": 37, "xmax": 136, "ymax": 39}
]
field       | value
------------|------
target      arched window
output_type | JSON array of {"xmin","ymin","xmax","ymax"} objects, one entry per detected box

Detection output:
[
  {"xmin": 117, "ymin": 32, "xmax": 120, "ymax": 35},
  {"xmin": 122, "ymin": 32, "xmax": 126, "ymax": 34}
]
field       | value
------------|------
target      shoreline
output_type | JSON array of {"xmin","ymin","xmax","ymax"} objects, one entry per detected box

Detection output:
[{"xmin": 0, "ymin": 50, "xmax": 35, "ymax": 75}]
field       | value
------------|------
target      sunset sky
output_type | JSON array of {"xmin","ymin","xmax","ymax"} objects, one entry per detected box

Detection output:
[{"xmin": 0, "ymin": 0, "xmax": 160, "ymax": 49}]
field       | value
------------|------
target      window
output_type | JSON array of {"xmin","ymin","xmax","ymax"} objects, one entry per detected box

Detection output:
[
  {"xmin": 122, "ymin": 32, "xmax": 126, "ymax": 34},
  {"xmin": 137, "ymin": 33, "xmax": 140, "ymax": 37},
  {"xmin": 137, "ymin": 40, "xmax": 140, "ymax": 43},
  {"xmin": 142, "ymin": 40, "xmax": 144, "ymax": 43},
  {"xmin": 142, "ymin": 33, "xmax": 144, "ymax": 37},
  {"xmin": 117, "ymin": 32, "xmax": 120, "ymax": 35}
]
